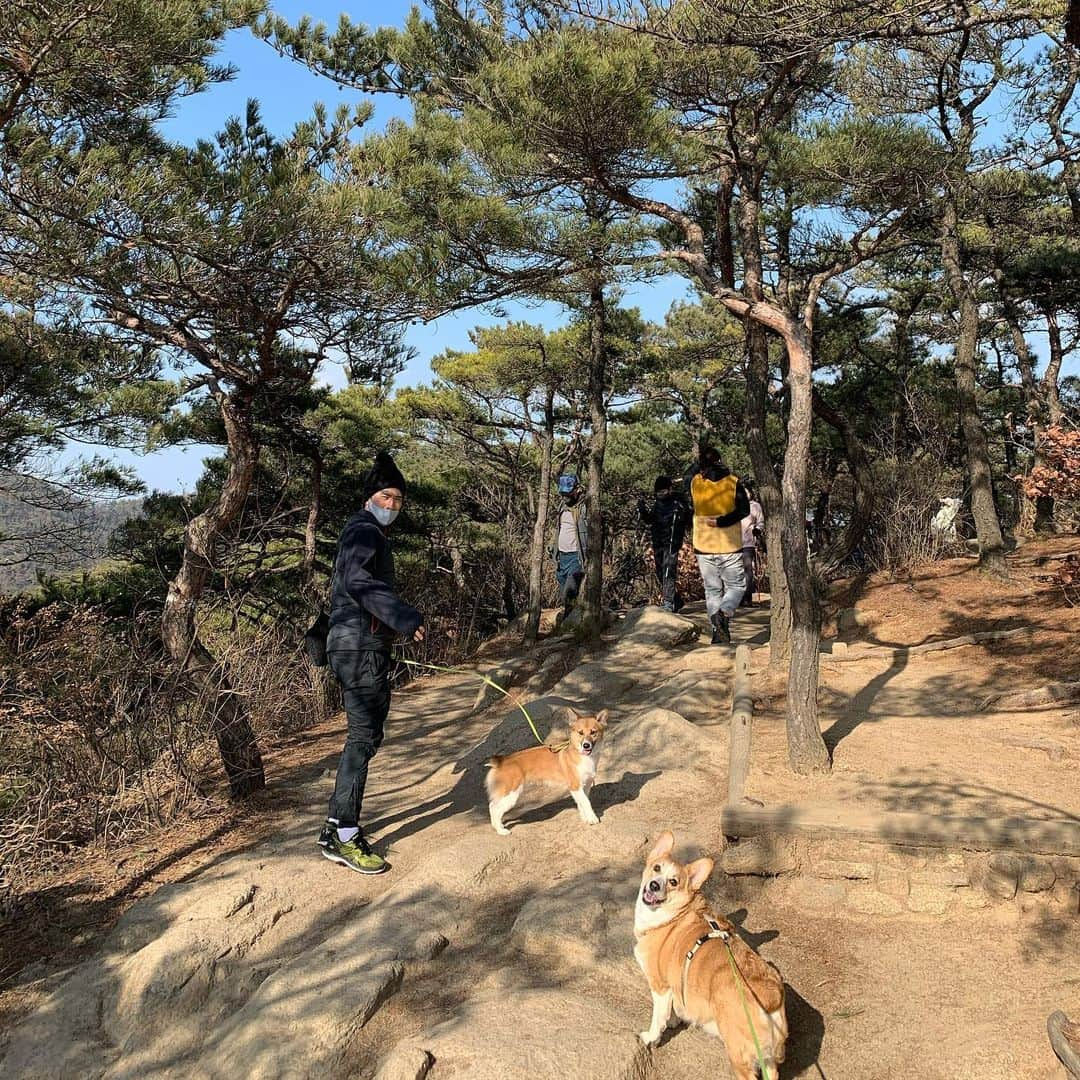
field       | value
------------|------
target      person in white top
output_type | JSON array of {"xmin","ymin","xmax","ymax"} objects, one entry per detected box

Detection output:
[
  {"xmin": 740, "ymin": 487, "xmax": 765, "ymax": 608},
  {"xmin": 551, "ymin": 473, "xmax": 588, "ymax": 618}
]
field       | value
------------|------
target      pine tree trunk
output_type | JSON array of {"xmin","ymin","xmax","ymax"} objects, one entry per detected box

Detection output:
[
  {"xmin": 525, "ymin": 395, "xmax": 555, "ymax": 641},
  {"xmin": 302, "ymin": 450, "xmax": 322, "ymax": 587},
  {"xmin": 582, "ymin": 275, "xmax": 608, "ymax": 641},
  {"xmin": 1035, "ymin": 304, "xmax": 1067, "ymax": 533},
  {"xmin": 302, "ymin": 450, "xmax": 335, "ymax": 719},
  {"xmin": 994, "ymin": 269, "xmax": 1053, "ymax": 535},
  {"xmin": 160, "ymin": 387, "xmax": 265, "ymax": 797},
  {"xmin": 940, "ymin": 199, "xmax": 1007, "ymax": 577},
  {"xmin": 811, "ymin": 389, "xmax": 875, "ymax": 577},
  {"xmin": 744, "ymin": 321, "xmax": 791, "ymax": 667},
  {"xmin": 779, "ymin": 332, "xmax": 831, "ymax": 775}
]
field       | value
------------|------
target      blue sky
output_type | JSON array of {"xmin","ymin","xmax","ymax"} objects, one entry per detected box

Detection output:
[
  {"xmin": 92, "ymin": 0, "xmax": 693, "ymax": 493},
  {"xmin": 71, "ymin": 3, "xmax": 1074, "ymax": 494}
]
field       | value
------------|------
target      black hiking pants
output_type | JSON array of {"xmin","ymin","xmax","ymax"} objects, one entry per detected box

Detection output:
[
  {"xmin": 327, "ymin": 630, "xmax": 392, "ymax": 827},
  {"xmin": 653, "ymin": 546, "xmax": 681, "ymax": 610}
]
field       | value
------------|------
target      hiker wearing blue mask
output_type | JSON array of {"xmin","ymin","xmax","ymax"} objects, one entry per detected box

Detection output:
[
  {"xmin": 551, "ymin": 473, "xmax": 588, "ymax": 622},
  {"xmin": 318, "ymin": 451, "xmax": 424, "ymax": 875}
]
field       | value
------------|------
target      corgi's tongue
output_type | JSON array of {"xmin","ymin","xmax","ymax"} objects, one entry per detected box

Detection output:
[{"xmin": 642, "ymin": 889, "xmax": 663, "ymax": 907}]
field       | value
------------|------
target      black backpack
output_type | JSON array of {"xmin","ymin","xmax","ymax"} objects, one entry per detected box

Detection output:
[
  {"xmin": 304, "ymin": 549, "xmax": 338, "ymax": 668},
  {"xmin": 304, "ymin": 608, "xmax": 330, "ymax": 667}
]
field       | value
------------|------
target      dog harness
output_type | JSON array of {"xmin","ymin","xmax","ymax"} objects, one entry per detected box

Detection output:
[
  {"xmin": 680, "ymin": 916, "xmax": 730, "ymax": 1011},
  {"xmin": 680, "ymin": 916, "xmax": 773, "ymax": 1080}
]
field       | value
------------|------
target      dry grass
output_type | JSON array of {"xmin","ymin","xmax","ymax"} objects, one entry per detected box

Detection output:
[{"xmin": 0, "ymin": 601, "xmax": 333, "ymax": 900}]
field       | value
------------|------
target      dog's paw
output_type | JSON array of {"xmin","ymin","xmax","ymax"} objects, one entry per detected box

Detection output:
[
  {"xmin": 582, "ymin": 812, "xmax": 600, "ymax": 826},
  {"xmin": 639, "ymin": 1030, "xmax": 659, "ymax": 1046},
  {"xmin": 494, "ymin": 826, "xmax": 511, "ymax": 836}
]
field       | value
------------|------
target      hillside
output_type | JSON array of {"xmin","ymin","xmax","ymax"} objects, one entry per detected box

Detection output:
[{"xmin": 0, "ymin": 484, "xmax": 142, "ymax": 594}]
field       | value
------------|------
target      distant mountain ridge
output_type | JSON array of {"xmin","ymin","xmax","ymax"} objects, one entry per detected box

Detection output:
[{"xmin": 0, "ymin": 484, "xmax": 142, "ymax": 594}]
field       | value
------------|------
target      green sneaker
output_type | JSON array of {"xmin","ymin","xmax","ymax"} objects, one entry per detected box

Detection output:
[{"xmin": 321, "ymin": 830, "xmax": 388, "ymax": 875}]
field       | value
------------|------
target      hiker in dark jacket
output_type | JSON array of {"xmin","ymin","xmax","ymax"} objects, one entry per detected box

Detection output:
[
  {"xmin": 318, "ymin": 451, "xmax": 424, "ymax": 875},
  {"xmin": 638, "ymin": 475, "xmax": 690, "ymax": 612},
  {"xmin": 684, "ymin": 446, "xmax": 751, "ymax": 644}
]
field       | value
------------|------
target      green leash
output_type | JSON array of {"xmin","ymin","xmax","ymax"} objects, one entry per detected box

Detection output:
[
  {"xmin": 683, "ymin": 920, "xmax": 772, "ymax": 1080},
  {"xmin": 723, "ymin": 936, "xmax": 771, "ymax": 1080},
  {"xmin": 391, "ymin": 653, "xmax": 546, "ymax": 746}
]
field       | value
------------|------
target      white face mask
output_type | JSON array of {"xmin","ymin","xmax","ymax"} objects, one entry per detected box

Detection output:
[{"xmin": 367, "ymin": 502, "xmax": 399, "ymax": 527}]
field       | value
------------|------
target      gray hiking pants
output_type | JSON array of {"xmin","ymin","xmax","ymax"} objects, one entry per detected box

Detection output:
[{"xmin": 695, "ymin": 551, "xmax": 747, "ymax": 618}]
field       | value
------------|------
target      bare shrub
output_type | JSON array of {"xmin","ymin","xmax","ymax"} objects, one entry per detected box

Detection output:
[
  {"xmin": 0, "ymin": 600, "xmax": 332, "ymax": 894},
  {"xmin": 860, "ymin": 456, "xmax": 965, "ymax": 575},
  {"xmin": 602, "ymin": 528, "xmax": 655, "ymax": 609}
]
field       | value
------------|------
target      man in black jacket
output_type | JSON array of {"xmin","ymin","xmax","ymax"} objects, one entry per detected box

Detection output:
[
  {"xmin": 318, "ymin": 452, "xmax": 424, "ymax": 874},
  {"xmin": 638, "ymin": 475, "xmax": 690, "ymax": 612}
]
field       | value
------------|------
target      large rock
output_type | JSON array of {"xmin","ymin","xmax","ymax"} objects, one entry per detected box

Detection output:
[
  {"xmin": 604, "ymin": 707, "xmax": 724, "ymax": 773},
  {"xmin": 457, "ymin": 695, "xmax": 582, "ymax": 770},
  {"xmin": 375, "ymin": 1045, "xmax": 434, "ymax": 1080},
  {"xmin": 611, "ymin": 606, "xmax": 700, "ymax": 654},
  {"xmin": 553, "ymin": 659, "xmax": 638, "ymax": 704},
  {"xmin": 509, "ymin": 869, "xmax": 636, "ymax": 968},
  {"xmin": 1, "ymin": 876, "xmax": 302, "ymax": 1080},
  {"xmin": 103, "ymin": 883, "xmax": 295, "ymax": 1055},
  {"xmin": 471, "ymin": 655, "xmax": 540, "ymax": 713},
  {"xmin": 389, "ymin": 987, "xmax": 651, "ymax": 1080},
  {"xmin": 1, "ymin": 831, "xmax": 512, "ymax": 1080},
  {"xmin": 191, "ymin": 837, "xmax": 502, "ymax": 1078},
  {"xmin": 0, "ymin": 964, "xmax": 108, "ymax": 1079},
  {"xmin": 660, "ymin": 670, "xmax": 733, "ymax": 726},
  {"xmin": 197, "ymin": 958, "xmax": 406, "ymax": 1079}
]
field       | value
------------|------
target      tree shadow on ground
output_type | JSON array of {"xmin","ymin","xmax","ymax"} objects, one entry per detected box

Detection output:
[
  {"xmin": 862, "ymin": 775, "xmax": 1080, "ymax": 822},
  {"xmin": 511, "ymin": 770, "xmax": 661, "ymax": 829},
  {"xmin": 821, "ymin": 652, "xmax": 910, "ymax": 752},
  {"xmin": 725, "ymin": 907, "xmax": 781, "ymax": 951}
]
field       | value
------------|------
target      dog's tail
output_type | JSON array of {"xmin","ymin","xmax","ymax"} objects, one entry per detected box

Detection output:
[{"xmin": 484, "ymin": 757, "xmax": 503, "ymax": 797}]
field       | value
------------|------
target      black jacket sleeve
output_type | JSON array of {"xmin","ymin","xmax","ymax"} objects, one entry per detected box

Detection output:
[
  {"xmin": 677, "ymin": 494, "xmax": 692, "ymax": 529},
  {"xmin": 682, "ymin": 466, "xmax": 699, "ymax": 506},
  {"xmin": 638, "ymin": 498, "xmax": 654, "ymax": 526},
  {"xmin": 338, "ymin": 519, "xmax": 423, "ymax": 635},
  {"xmin": 714, "ymin": 481, "xmax": 751, "ymax": 528}
]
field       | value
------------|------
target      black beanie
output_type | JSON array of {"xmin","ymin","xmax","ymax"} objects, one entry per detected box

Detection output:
[
  {"xmin": 362, "ymin": 451, "xmax": 407, "ymax": 500},
  {"xmin": 654, "ymin": 475, "xmax": 673, "ymax": 493}
]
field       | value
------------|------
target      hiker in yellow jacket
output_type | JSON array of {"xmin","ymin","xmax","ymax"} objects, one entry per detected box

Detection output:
[{"xmin": 684, "ymin": 446, "xmax": 751, "ymax": 644}]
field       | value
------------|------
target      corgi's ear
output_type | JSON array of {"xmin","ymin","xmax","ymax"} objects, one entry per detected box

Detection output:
[
  {"xmin": 647, "ymin": 831, "xmax": 675, "ymax": 864},
  {"xmin": 594, "ymin": 709, "xmax": 609, "ymax": 728},
  {"xmin": 687, "ymin": 857, "xmax": 714, "ymax": 892}
]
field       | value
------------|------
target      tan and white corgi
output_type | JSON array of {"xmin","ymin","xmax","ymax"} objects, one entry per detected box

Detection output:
[
  {"xmin": 633, "ymin": 831, "xmax": 787, "ymax": 1080},
  {"xmin": 485, "ymin": 708, "xmax": 608, "ymax": 835}
]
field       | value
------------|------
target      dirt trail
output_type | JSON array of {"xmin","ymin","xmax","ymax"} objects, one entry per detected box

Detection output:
[{"xmin": 2, "ymin": 572, "xmax": 1079, "ymax": 1078}]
